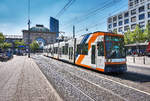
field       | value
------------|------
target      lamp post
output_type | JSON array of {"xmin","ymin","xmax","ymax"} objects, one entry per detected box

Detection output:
[{"xmin": 28, "ymin": 0, "xmax": 30, "ymax": 58}]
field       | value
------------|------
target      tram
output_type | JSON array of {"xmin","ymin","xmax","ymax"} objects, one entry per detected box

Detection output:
[{"xmin": 44, "ymin": 31, "xmax": 127, "ymax": 73}]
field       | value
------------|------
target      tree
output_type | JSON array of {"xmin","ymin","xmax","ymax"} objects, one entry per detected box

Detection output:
[
  {"xmin": 14, "ymin": 40, "xmax": 25, "ymax": 49},
  {"xmin": 124, "ymin": 29, "xmax": 132, "ymax": 44},
  {"xmin": 144, "ymin": 22, "xmax": 150, "ymax": 41},
  {"xmin": 0, "ymin": 33, "xmax": 5, "ymax": 44},
  {"xmin": 30, "ymin": 41, "xmax": 39, "ymax": 52},
  {"xmin": 133, "ymin": 24, "xmax": 145, "ymax": 43},
  {"xmin": 0, "ymin": 33, "xmax": 5, "ymax": 50},
  {"xmin": 3, "ymin": 42, "xmax": 12, "ymax": 49}
]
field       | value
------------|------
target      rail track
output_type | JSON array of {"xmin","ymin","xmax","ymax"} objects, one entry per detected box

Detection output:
[{"xmin": 33, "ymin": 55, "xmax": 150, "ymax": 101}]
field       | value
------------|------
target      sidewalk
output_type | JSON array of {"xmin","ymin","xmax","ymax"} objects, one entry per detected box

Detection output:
[
  {"xmin": 0, "ymin": 56, "xmax": 62, "ymax": 101},
  {"xmin": 127, "ymin": 62, "xmax": 150, "ymax": 68}
]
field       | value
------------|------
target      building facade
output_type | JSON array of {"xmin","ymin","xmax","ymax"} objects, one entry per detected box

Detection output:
[
  {"xmin": 50, "ymin": 17, "xmax": 59, "ymax": 38},
  {"xmin": 107, "ymin": 0, "xmax": 150, "ymax": 34},
  {"xmin": 4, "ymin": 35, "xmax": 23, "ymax": 52},
  {"xmin": 22, "ymin": 24, "xmax": 57, "ymax": 49}
]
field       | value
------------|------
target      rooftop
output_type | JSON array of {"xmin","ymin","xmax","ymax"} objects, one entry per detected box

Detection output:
[{"xmin": 30, "ymin": 24, "xmax": 50, "ymax": 32}]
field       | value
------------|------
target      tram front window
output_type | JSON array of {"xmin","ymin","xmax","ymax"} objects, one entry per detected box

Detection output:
[{"xmin": 105, "ymin": 36, "xmax": 126, "ymax": 59}]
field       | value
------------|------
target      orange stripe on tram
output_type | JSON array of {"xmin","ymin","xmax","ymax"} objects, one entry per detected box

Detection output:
[{"xmin": 76, "ymin": 32, "xmax": 104, "ymax": 66}]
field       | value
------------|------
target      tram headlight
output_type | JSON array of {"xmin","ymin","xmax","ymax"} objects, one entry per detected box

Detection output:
[{"xmin": 106, "ymin": 59, "xmax": 112, "ymax": 62}]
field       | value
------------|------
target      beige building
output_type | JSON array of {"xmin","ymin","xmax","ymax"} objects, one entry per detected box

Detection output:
[{"xmin": 22, "ymin": 24, "xmax": 56, "ymax": 48}]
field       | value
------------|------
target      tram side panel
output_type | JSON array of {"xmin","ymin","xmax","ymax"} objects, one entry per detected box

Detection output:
[
  {"xmin": 59, "ymin": 42, "xmax": 69, "ymax": 62},
  {"xmin": 75, "ymin": 33, "xmax": 105, "ymax": 72}
]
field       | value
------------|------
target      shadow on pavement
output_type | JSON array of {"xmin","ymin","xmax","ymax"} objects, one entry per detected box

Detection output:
[{"xmin": 107, "ymin": 71, "xmax": 150, "ymax": 83}]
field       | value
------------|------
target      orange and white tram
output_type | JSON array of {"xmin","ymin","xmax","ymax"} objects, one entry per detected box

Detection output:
[{"xmin": 44, "ymin": 31, "xmax": 127, "ymax": 73}]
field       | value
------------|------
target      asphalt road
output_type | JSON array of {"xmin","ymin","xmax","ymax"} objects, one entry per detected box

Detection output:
[{"xmin": 33, "ymin": 55, "xmax": 150, "ymax": 101}]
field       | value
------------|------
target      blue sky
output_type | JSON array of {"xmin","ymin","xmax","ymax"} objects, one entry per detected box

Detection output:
[{"xmin": 0, "ymin": 0, "xmax": 128, "ymax": 37}]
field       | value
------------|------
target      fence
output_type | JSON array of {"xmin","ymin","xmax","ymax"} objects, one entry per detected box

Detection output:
[{"xmin": 127, "ymin": 56, "xmax": 150, "ymax": 65}]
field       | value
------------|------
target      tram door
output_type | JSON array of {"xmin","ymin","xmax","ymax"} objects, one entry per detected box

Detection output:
[
  {"xmin": 91, "ymin": 43, "xmax": 97, "ymax": 68},
  {"xmin": 69, "ymin": 47, "xmax": 73, "ymax": 60},
  {"xmin": 97, "ymin": 42, "xmax": 105, "ymax": 69}
]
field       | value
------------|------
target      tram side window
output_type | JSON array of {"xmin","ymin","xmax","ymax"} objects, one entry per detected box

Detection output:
[
  {"xmin": 82, "ymin": 44, "xmax": 88, "ymax": 55},
  {"xmin": 77, "ymin": 44, "xmax": 88, "ymax": 55},
  {"xmin": 64, "ymin": 45, "xmax": 68, "ymax": 55},
  {"xmin": 62, "ymin": 46, "xmax": 65, "ymax": 54},
  {"xmin": 97, "ymin": 42, "xmax": 104, "ymax": 56},
  {"xmin": 54, "ymin": 47, "xmax": 58, "ymax": 54},
  {"xmin": 77, "ymin": 44, "xmax": 82, "ymax": 54},
  {"xmin": 62, "ymin": 45, "xmax": 68, "ymax": 55}
]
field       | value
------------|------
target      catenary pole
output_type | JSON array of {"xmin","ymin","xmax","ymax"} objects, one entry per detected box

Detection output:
[
  {"xmin": 28, "ymin": 0, "xmax": 30, "ymax": 58},
  {"xmin": 73, "ymin": 25, "xmax": 76, "ymax": 63}
]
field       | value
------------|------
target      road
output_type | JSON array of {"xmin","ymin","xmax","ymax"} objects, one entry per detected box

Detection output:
[
  {"xmin": 33, "ymin": 54, "xmax": 150, "ymax": 101},
  {"xmin": 0, "ymin": 56, "xmax": 62, "ymax": 101}
]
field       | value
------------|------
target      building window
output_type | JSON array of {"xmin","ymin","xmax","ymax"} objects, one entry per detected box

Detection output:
[
  {"xmin": 148, "ymin": 3, "xmax": 150, "ymax": 9},
  {"xmin": 131, "ymin": 24, "xmax": 136, "ymax": 30},
  {"xmin": 129, "ymin": 2, "xmax": 134, "ymax": 7},
  {"xmin": 118, "ymin": 14, "xmax": 122, "ymax": 20},
  {"xmin": 118, "ymin": 21, "xmax": 123, "ymax": 26},
  {"xmin": 124, "ymin": 25, "xmax": 129, "ymax": 31},
  {"xmin": 118, "ymin": 27, "xmax": 123, "ymax": 32},
  {"xmin": 139, "ymin": 21, "xmax": 145, "ymax": 28},
  {"xmin": 131, "ymin": 16, "xmax": 136, "ymax": 22},
  {"xmin": 131, "ymin": 9, "xmax": 136, "ymax": 15},
  {"xmin": 139, "ymin": 13, "xmax": 145, "ymax": 20},
  {"xmin": 139, "ymin": 6, "xmax": 145, "ymax": 13},
  {"xmin": 140, "ymin": 0, "xmax": 144, "ymax": 2},
  {"xmin": 148, "ymin": 20, "xmax": 150, "ymax": 24},
  {"xmin": 148, "ymin": 12, "xmax": 150, "ymax": 18},
  {"xmin": 113, "ymin": 23, "xmax": 117, "ymax": 27},
  {"xmin": 124, "ymin": 19, "xmax": 129, "ymax": 24},
  {"xmin": 113, "ymin": 16, "xmax": 117, "ymax": 22},
  {"xmin": 135, "ymin": 0, "xmax": 139, "ymax": 4},
  {"xmin": 124, "ymin": 12, "xmax": 129, "ymax": 17},
  {"xmin": 108, "ymin": 24, "xmax": 112, "ymax": 29},
  {"xmin": 108, "ymin": 18, "xmax": 112, "ymax": 23}
]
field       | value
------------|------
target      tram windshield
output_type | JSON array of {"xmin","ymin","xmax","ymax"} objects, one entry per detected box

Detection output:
[{"xmin": 105, "ymin": 36, "xmax": 126, "ymax": 59}]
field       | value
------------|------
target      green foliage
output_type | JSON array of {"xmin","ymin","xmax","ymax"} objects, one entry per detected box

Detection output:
[
  {"xmin": 124, "ymin": 24, "xmax": 148, "ymax": 44},
  {"xmin": 30, "ymin": 41, "xmax": 39, "ymax": 52},
  {"xmin": 113, "ymin": 29, "xmax": 117, "ymax": 34},
  {"xmin": 124, "ymin": 30, "xmax": 131, "ymax": 44},
  {"xmin": 14, "ymin": 40, "xmax": 25, "ymax": 49},
  {"xmin": 133, "ymin": 24, "xmax": 145, "ymax": 43},
  {"xmin": 3, "ymin": 42, "xmax": 12, "ymax": 49},
  {"xmin": 0, "ymin": 33, "xmax": 5, "ymax": 43},
  {"xmin": 0, "ymin": 42, "xmax": 12, "ymax": 49},
  {"xmin": 144, "ymin": 23, "xmax": 150, "ymax": 41}
]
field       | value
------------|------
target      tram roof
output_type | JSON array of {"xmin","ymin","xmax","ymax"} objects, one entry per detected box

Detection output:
[{"xmin": 81, "ymin": 31, "xmax": 124, "ymax": 37}]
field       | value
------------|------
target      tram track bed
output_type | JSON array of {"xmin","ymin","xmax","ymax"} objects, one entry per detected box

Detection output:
[{"xmin": 33, "ymin": 55, "xmax": 150, "ymax": 101}]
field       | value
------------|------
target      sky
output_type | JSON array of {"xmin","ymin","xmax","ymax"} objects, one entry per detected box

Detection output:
[{"xmin": 0, "ymin": 0, "xmax": 128, "ymax": 37}]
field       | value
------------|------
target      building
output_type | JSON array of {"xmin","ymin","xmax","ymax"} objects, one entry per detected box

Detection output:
[
  {"xmin": 107, "ymin": 0, "xmax": 150, "ymax": 34},
  {"xmin": 22, "ymin": 24, "xmax": 57, "ymax": 49},
  {"xmin": 5, "ymin": 35, "xmax": 23, "ymax": 43},
  {"xmin": 50, "ymin": 17, "xmax": 59, "ymax": 38},
  {"xmin": 4, "ymin": 35, "xmax": 23, "ymax": 52}
]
